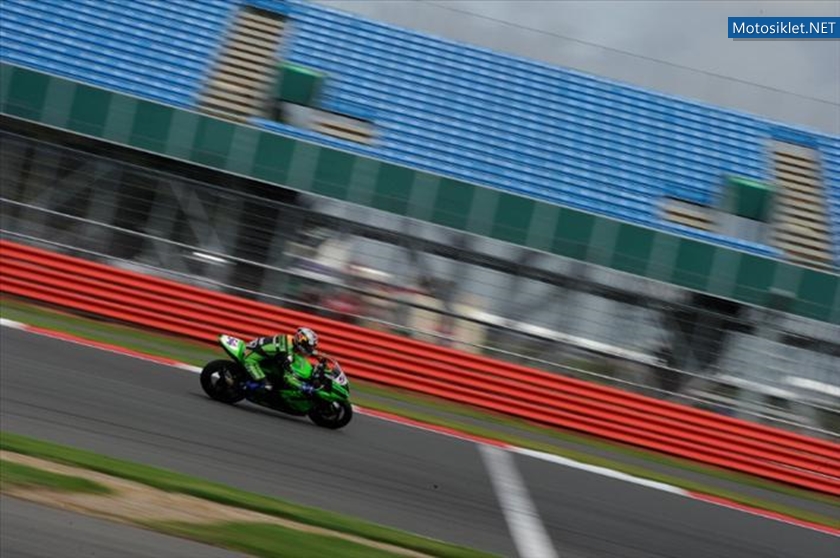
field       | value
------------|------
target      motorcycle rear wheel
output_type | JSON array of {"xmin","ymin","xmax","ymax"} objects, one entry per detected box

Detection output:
[
  {"xmin": 308, "ymin": 400, "xmax": 353, "ymax": 429},
  {"xmin": 201, "ymin": 359, "xmax": 246, "ymax": 404}
]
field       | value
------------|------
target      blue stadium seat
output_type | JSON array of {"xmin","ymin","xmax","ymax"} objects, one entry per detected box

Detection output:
[
  {"xmin": 1, "ymin": 0, "xmax": 236, "ymax": 106},
  {"xmin": 277, "ymin": 0, "xmax": 835, "ymax": 262},
  {"xmin": 1, "ymin": 0, "xmax": 836, "ymax": 264}
]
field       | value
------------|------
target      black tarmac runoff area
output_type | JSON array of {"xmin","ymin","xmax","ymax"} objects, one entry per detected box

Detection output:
[{"xmin": 1, "ymin": 326, "xmax": 838, "ymax": 558}]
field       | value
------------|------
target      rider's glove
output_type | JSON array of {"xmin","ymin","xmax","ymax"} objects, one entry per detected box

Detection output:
[
  {"xmin": 301, "ymin": 383, "xmax": 315, "ymax": 395},
  {"xmin": 280, "ymin": 354, "xmax": 293, "ymax": 371}
]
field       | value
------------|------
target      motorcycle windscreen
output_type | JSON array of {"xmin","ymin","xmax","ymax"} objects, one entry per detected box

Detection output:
[{"xmin": 328, "ymin": 361, "xmax": 349, "ymax": 386}]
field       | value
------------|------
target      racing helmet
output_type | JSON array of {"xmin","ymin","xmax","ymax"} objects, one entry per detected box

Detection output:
[{"xmin": 292, "ymin": 327, "xmax": 318, "ymax": 355}]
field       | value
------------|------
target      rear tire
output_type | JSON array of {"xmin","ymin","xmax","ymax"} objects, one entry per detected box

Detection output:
[
  {"xmin": 308, "ymin": 400, "xmax": 353, "ymax": 429},
  {"xmin": 200, "ymin": 360, "xmax": 246, "ymax": 404}
]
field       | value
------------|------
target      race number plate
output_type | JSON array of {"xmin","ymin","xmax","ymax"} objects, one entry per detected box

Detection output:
[{"xmin": 223, "ymin": 336, "xmax": 240, "ymax": 349}]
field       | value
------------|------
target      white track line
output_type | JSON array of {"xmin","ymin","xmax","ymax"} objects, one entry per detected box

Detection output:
[
  {"xmin": 0, "ymin": 318, "xmax": 25, "ymax": 329},
  {"xmin": 480, "ymin": 444, "xmax": 560, "ymax": 558},
  {"xmin": 514, "ymin": 448, "xmax": 688, "ymax": 496},
  {"xmin": 174, "ymin": 363, "xmax": 202, "ymax": 373}
]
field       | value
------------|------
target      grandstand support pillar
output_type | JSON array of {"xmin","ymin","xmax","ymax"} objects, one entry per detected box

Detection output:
[
  {"xmin": 442, "ymin": 231, "xmax": 470, "ymax": 301},
  {"xmin": 0, "ymin": 134, "xmax": 28, "ymax": 227},
  {"xmin": 438, "ymin": 232, "xmax": 472, "ymax": 342},
  {"xmin": 165, "ymin": 180, "xmax": 250, "ymax": 287},
  {"xmin": 210, "ymin": 195, "xmax": 244, "ymax": 287},
  {"xmin": 20, "ymin": 153, "xmax": 115, "ymax": 240},
  {"xmin": 13, "ymin": 143, "xmax": 61, "ymax": 239},
  {"xmin": 168, "ymin": 181, "xmax": 227, "ymax": 256},
  {"xmin": 657, "ymin": 307, "xmax": 700, "ymax": 375},
  {"xmin": 81, "ymin": 171, "xmax": 121, "ymax": 256},
  {"xmin": 258, "ymin": 204, "xmax": 304, "ymax": 299},
  {"xmin": 398, "ymin": 219, "xmax": 445, "ymax": 298},
  {"xmin": 110, "ymin": 169, "xmax": 157, "ymax": 260},
  {"xmin": 258, "ymin": 216, "xmax": 286, "ymax": 299},
  {"xmin": 393, "ymin": 219, "xmax": 467, "ymax": 340},
  {"xmin": 141, "ymin": 181, "xmax": 189, "ymax": 275},
  {"xmin": 560, "ymin": 260, "xmax": 591, "ymax": 334},
  {"xmin": 498, "ymin": 249, "xmax": 540, "ymax": 321},
  {"xmin": 731, "ymin": 308, "xmax": 792, "ymax": 424}
]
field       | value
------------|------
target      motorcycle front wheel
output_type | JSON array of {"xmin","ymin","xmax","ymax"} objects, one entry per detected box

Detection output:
[
  {"xmin": 308, "ymin": 400, "xmax": 353, "ymax": 429},
  {"xmin": 200, "ymin": 359, "xmax": 246, "ymax": 404}
]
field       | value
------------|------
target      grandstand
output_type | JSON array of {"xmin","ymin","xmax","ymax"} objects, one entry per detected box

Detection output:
[
  {"xmin": 0, "ymin": 0, "xmax": 234, "ymax": 107},
  {"xmin": 2, "ymin": 0, "xmax": 838, "ymax": 269}
]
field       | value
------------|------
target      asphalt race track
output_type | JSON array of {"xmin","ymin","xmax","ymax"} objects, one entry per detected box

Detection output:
[{"xmin": 1, "ymin": 327, "xmax": 837, "ymax": 558}]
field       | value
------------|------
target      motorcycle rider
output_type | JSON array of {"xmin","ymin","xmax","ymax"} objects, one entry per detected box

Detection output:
[{"xmin": 241, "ymin": 327, "xmax": 320, "ymax": 395}]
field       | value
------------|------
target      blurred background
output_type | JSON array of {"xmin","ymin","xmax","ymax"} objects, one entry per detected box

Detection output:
[
  {"xmin": 1, "ymin": 0, "xmax": 839, "ymax": 438},
  {"xmin": 2, "ymin": 3, "xmax": 840, "ymax": 556}
]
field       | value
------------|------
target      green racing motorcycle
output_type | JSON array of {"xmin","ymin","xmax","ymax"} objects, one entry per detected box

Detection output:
[{"xmin": 200, "ymin": 334, "xmax": 353, "ymax": 429}]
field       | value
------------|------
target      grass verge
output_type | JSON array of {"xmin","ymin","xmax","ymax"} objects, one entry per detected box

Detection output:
[
  {"xmin": 0, "ymin": 459, "xmax": 112, "ymax": 495},
  {"xmin": 2, "ymin": 297, "xmax": 837, "ymax": 515},
  {"xmin": 153, "ymin": 521, "xmax": 411, "ymax": 558},
  {"xmin": 0, "ymin": 431, "xmax": 498, "ymax": 558}
]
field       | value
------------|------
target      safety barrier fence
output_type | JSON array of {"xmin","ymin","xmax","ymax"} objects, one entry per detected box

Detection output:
[{"xmin": 2, "ymin": 239, "xmax": 839, "ymax": 496}]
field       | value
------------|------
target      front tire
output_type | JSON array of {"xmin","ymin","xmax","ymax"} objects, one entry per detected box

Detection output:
[
  {"xmin": 308, "ymin": 400, "xmax": 353, "ymax": 429},
  {"xmin": 201, "ymin": 360, "xmax": 246, "ymax": 404}
]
